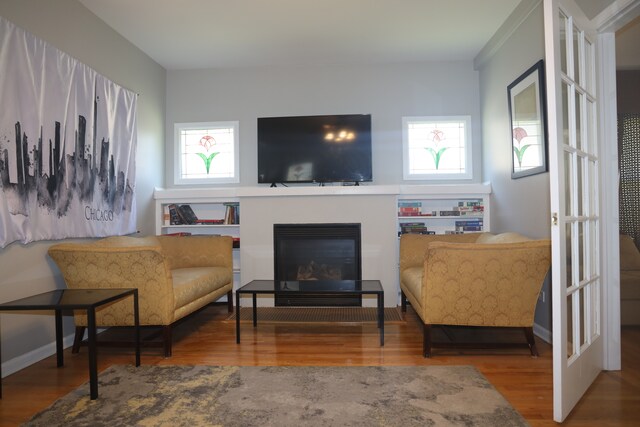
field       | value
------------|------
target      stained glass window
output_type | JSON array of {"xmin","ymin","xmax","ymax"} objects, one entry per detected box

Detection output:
[
  {"xmin": 402, "ymin": 116, "xmax": 472, "ymax": 179},
  {"xmin": 174, "ymin": 121, "xmax": 239, "ymax": 184}
]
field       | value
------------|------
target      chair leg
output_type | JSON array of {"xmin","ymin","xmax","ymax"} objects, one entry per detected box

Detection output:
[
  {"xmin": 72, "ymin": 326, "xmax": 85, "ymax": 354},
  {"xmin": 163, "ymin": 325, "xmax": 172, "ymax": 358},
  {"xmin": 401, "ymin": 290, "xmax": 407, "ymax": 313},
  {"xmin": 524, "ymin": 327, "xmax": 539, "ymax": 357},
  {"xmin": 423, "ymin": 324, "xmax": 432, "ymax": 358},
  {"xmin": 227, "ymin": 290, "xmax": 234, "ymax": 313}
]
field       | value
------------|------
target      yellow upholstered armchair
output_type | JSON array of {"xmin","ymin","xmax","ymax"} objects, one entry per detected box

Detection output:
[
  {"xmin": 48, "ymin": 235, "xmax": 233, "ymax": 357},
  {"xmin": 399, "ymin": 232, "xmax": 551, "ymax": 357}
]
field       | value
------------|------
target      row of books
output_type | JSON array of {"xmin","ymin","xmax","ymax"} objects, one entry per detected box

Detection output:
[
  {"xmin": 399, "ymin": 222, "xmax": 435, "ymax": 235},
  {"xmin": 164, "ymin": 203, "xmax": 240, "ymax": 225},
  {"xmin": 398, "ymin": 219, "xmax": 484, "ymax": 235},
  {"xmin": 398, "ymin": 200, "xmax": 484, "ymax": 217},
  {"xmin": 223, "ymin": 202, "xmax": 240, "ymax": 225},
  {"xmin": 454, "ymin": 219, "xmax": 483, "ymax": 232}
]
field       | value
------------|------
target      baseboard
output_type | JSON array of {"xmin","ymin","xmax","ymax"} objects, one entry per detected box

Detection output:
[
  {"xmin": 533, "ymin": 323, "xmax": 552, "ymax": 344},
  {"xmin": 1, "ymin": 333, "xmax": 76, "ymax": 378}
]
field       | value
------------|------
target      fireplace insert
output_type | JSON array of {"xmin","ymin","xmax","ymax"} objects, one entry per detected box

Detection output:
[{"xmin": 273, "ymin": 223, "xmax": 362, "ymax": 306}]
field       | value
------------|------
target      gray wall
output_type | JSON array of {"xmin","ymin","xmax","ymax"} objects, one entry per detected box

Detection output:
[
  {"xmin": 166, "ymin": 61, "xmax": 483, "ymax": 187},
  {"xmin": 477, "ymin": 3, "xmax": 552, "ymax": 334},
  {"xmin": 0, "ymin": 0, "xmax": 165, "ymax": 370}
]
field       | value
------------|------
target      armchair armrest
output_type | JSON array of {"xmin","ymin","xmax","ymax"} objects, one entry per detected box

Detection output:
[
  {"xmin": 422, "ymin": 240, "xmax": 551, "ymax": 327},
  {"xmin": 399, "ymin": 232, "xmax": 484, "ymax": 272},
  {"xmin": 48, "ymin": 238, "xmax": 175, "ymax": 325}
]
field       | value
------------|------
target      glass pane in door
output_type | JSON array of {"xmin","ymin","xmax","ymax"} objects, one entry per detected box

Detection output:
[
  {"xmin": 573, "ymin": 26, "xmax": 581, "ymax": 83},
  {"xmin": 567, "ymin": 293, "xmax": 575, "ymax": 358},
  {"xmin": 566, "ymin": 222, "xmax": 573, "ymax": 288},
  {"xmin": 565, "ymin": 151, "xmax": 573, "ymax": 216},
  {"xmin": 560, "ymin": 12, "xmax": 568, "ymax": 74}
]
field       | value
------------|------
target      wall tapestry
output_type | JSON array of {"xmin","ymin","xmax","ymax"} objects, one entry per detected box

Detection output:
[{"xmin": 0, "ymin": 17, "xmax": 137, "ymax": 248}]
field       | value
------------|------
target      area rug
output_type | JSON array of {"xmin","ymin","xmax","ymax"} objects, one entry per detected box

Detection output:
[
  {"xmin": 227, "ymin": 306, "xmax": 404, "ymax": 322},
  {"xmin": 25, "ymin": 365, "xmax": 528, "ymax": 427}
]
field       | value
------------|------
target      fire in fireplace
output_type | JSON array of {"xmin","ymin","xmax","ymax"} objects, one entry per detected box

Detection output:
[{"xmin": 273, "ymin": 223, "xmax": 362, "ymax": 306}]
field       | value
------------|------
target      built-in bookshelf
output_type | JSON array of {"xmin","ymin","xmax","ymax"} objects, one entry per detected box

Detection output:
[
  {"xmin": 154, "ymin": 189, "xmax": 241, "ymax": 290},
  {"xmin": 154, "ymin": 184, "xmax": 491, "ymax": 302},
  {"xmin": 397, "ymin": 194, "xmax": 490, "ymax": 236}
]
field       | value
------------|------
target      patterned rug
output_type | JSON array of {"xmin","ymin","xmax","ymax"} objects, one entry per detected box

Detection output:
[{"xmin": 25, "ymin": 365, "xmax": 527, "ymax": 426}]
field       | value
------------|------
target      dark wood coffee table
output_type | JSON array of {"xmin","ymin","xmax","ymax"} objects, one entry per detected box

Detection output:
[
  {"xmin": 0, "ymin": 288, "xmax": 140, "ymax": 400},
  {"xmin": 235, "ymin": 280, "xmax": 384, "ymax": 346}
]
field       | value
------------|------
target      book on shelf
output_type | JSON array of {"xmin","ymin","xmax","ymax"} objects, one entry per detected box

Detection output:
[
  {"xmin": 195, "ymin": 219, "xmax": 225, "ymax": 225},
  {"xmin": 224, "ymin": 202, "xmax": 239, "ymax": 225},
  {"xmin": 177, "ymin": 204, "xmax": 198, "ymax": 224},
  {"xmin": 398, "ymin": 207, "xmax": 421, "ymax": 216},
  {"xmin": 455, "ymin": 219, "xmax": 484, "ymax": 232},
  {"xmin": 164, "ymin": 232, "xmax": 192, "ymax": 236},
  {"xmin": 398, "ymin": 201, "xmax": 421, "ymax": 216},
  {"xmin": 167, "ymin": 204, "xmax": 183, "ymax": 225},
  {"xmin": 439, "ymin": 210, "xmax": 461, "ymax": 217},
  {"xmin": 163, "ymin": 205, "xmax": 170, "ymax": 226},
  {"xmin": 400, "ymin": 222, "xmax": 430, "ymax": 234}
]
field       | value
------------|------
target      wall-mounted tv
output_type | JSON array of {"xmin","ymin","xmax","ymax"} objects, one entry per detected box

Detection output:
[{"xmin": 257, "ymin": 114, "xmax": 372, "ymax": 185}]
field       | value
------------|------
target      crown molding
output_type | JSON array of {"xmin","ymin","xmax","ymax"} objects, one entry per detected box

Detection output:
[{"xmin": 474, "ymin": 0, "xmax": 542, "ymax": 70}]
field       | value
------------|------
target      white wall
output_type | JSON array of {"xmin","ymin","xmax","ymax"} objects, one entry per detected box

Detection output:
[
  {"xmin": 477, "ymin": 2, "xmax": 552, "ymax": 334},
  {"xmin": 240, "ymin": 194, "xmax": 398, "ymax": 306},
  {"xmin": 166, "ymin": 61, "xmax": 483, "ymax": 187},
  {"xmin": 0, "ymin": 0, "xmax": 165, "ymax": 372}
]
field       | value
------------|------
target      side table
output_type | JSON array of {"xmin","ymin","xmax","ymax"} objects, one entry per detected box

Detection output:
[{"xmin": 0, "ymin": 288, "xmax": 140, "ymax": 400}]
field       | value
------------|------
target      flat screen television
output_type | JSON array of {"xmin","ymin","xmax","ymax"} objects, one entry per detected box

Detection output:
[{"xmin": 257, "ymin": 114, "xmax": 372, "ymax": 184}]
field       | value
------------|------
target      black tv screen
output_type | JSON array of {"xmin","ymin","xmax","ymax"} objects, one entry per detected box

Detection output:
[{"xmin": 257, "ymin": 114, "xmax": 372, "ymax": 184}]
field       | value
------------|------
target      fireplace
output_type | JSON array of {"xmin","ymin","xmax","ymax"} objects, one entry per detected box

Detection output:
[{"xmin": 273, "ymin": 223, "xmax": 362, "ymax": 306}]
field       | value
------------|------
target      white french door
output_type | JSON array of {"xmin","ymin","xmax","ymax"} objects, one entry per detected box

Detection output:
[{"xmin": 544, "ymin": 0, "xmax": 604, "ymax": 422}]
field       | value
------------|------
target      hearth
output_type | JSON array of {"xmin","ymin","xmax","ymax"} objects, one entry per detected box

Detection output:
[{"xmin": 273, "ymin": 223, "xmax": 362, "ymax": 306}]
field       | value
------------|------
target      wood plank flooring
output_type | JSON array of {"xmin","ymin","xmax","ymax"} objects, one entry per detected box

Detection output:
[{"xmin": 0, "ymin": 304, "xmax": 638, "ymax": 426}]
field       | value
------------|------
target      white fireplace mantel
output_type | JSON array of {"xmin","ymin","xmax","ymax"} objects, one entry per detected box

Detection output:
[{"xmin": 154, "ymin": 183, "xmax": 492, "ymax": 307}]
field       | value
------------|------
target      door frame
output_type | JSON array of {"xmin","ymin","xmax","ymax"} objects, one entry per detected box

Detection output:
[{"xmin": 595, "ymin": 0, "xmax": 640, "ymax": 371}]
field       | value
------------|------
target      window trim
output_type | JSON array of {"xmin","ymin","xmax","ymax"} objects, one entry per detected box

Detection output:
[
  {"xmin": 402, "ymin": 115, "xmax": 473, "ymax": 181},
  {"xmin": 173, "ymin": 121, "xmax": 240, "ymax": 185}
]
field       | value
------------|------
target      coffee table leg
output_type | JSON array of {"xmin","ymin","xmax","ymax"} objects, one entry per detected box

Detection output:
[
  {"xmin": 378, "ymin": 293, "xmax": 384, "ymax": 347},
  {"xmin": 236, "ymin": 291, "xmax": 241, "ymax": 344},
  {"xmin": 133, "ymin": 291, "xmax": 140, "ymax": 367},
  {"xmin": 87, "ymin": 308, "xmax": 98, "ymax": 400},
  {"xmin": 54, "ymin": 309, "xmax": 64, "ymax": 367},
  {"xmin": 252, "ymin": 293, "xmax": 257, "ymax": 327}
]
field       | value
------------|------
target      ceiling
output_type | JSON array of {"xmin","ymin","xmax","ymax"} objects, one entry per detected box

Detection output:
[{"xmin": 77, "ymin": 0, "xmax": 521, "ymax": 70}]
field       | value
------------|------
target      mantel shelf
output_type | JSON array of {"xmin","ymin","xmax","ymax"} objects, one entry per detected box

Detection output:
[{"xmin": 154, "ymin": 183, "xmax": 492, "ymax": 201}]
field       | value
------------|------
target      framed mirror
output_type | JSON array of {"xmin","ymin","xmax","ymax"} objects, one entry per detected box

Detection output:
[{"xmin": 508, "ymin": 60, "xmax": 548, "ymax": 179}]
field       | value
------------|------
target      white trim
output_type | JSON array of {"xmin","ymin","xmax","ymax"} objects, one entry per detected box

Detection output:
[
  {"xmin": 597, "ymin": 32, "xmax": 622, "ymax": 371},
  {"xmin": 474, "ymin": 0, "xmax": 542, "ymax": 70},
  {"xmin": 592, "ymin": 0, "xmax": 640, "ymax": 32},
  {"xmin": 153, "ymin": 183, "xmax": 492, "ymax": 200},
  {"xmin": 1, "ymin": 333, "xmax": 75, "ymax": 378},
  {"xmin": 534, "ymin": 322, "xmax": 552, "ymax": 344}
]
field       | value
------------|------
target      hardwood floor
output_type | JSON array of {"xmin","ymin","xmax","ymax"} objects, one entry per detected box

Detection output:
[{"xmin": 1, "ymin": 305, "xmax": 638, "ymax": 426}]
